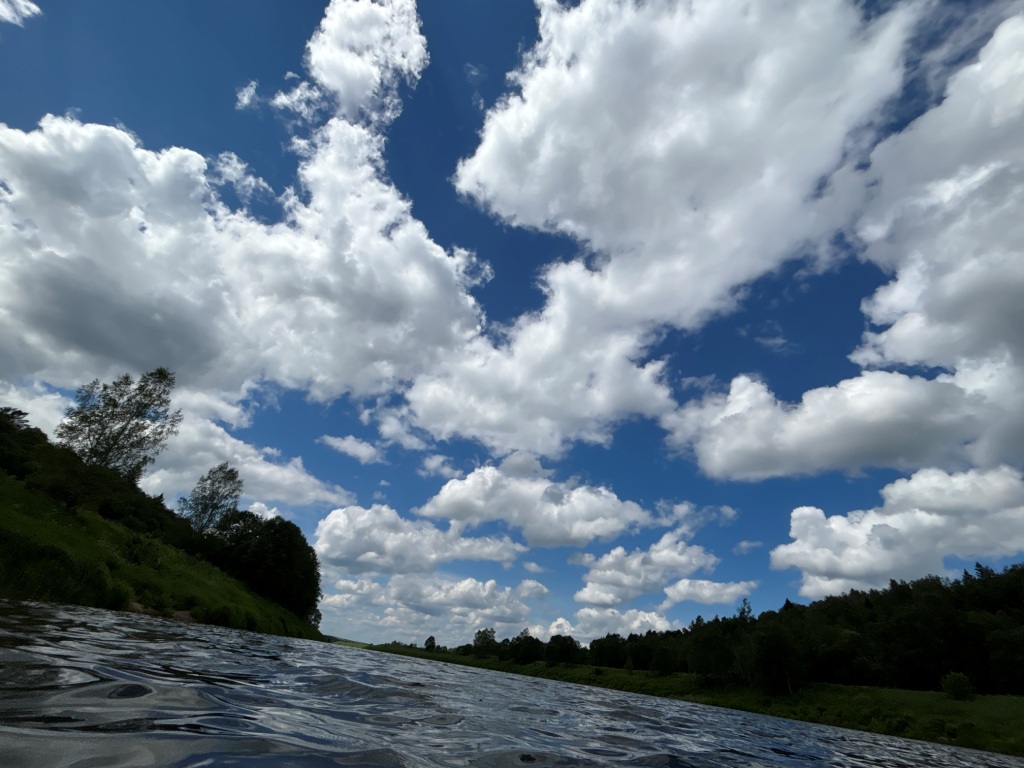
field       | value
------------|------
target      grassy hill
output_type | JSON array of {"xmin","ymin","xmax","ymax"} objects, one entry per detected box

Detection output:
[{"xmin": 0, "ymin": 472, "xmax": 322, "ymax": 640}]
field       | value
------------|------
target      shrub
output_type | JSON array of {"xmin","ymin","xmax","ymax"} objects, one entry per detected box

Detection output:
[{"xmin": 941, "ymin": 671, "xmax": 974, "ymax": 701}]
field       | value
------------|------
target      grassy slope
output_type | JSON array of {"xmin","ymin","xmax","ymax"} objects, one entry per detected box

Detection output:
[
  {"xmin": 0, "ymin": 474, "xmax": 322, "ymax": 640},
  {"xmin": 367, "ymin": 644, "xmax": 1024, "ymax": 757}
]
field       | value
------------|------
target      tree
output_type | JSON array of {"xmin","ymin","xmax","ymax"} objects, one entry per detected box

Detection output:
[
  {"xmin": 424, "ymin": 635, "xmax": 437, "ymax": 652},
  {"xmin": 473, "ymin": 627, "xmax": 498, "ymax": 657},
  {"xmin": 178, "ymin": 462, "xmax": 243, "ymax": 534},
  {"xmin": 55, "ymin": 368, "xmax": 183, "ymax": 483}
]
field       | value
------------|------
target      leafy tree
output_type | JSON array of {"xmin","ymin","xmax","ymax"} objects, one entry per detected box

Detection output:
[
  {"xmin": 178, "ymin": 462, "xmax": 243, "ymax": 533},
  {"xmin": 424, "ymin": 635, "xmax": 436, "ymax": 652},
  {"xmin": 0, "ymin": 407, "xmax": 29, "ymax": 430},
  {"xmin": 209, "ymin": 510, "xmax": 323, "ymax": 625},
  {"xmin": 55, "ymin": 368, "xmax": 183, "ymax": 483},
  {"xmin": 473, "ymin": 627, "xmax": 498, "ymax": 657}
]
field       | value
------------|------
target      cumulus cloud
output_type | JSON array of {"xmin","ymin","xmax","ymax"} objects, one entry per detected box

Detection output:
[
  {"xmin": 772, "ymin": 466, "xmax": 1024, "ymax": 598},
  {"xmin": 666, "ymin": 372, "xmax": 984, "ymax": 480},
  {"xmin": 554, "ymin": 607, "xmax": 677, "ymax": 643},
  {"xmin": 417, "ymin": 454, "xmax": 654, "ymax": 547},
  {"xmin": 573, "ymin": 529, "xmax": 718, "ymax": 606},
  {"xmin": 417, "ymin": 453, "xmax": 462, "ymax": 479},
  {"xmin": 0, "ymin": 380, "xmax": 69, "ymax": 434},
  {"xmin": 660, "ymin": 578, "xmax": 758, "ymax": 608},
  {"xmin": 314, "ymin": 503, "xmax": 525, "ymax": 575},
  {"xmin": 319, "ymin": 434, "xmax": 383, "ymax": 464},
  {"xmin": 667, "ymin": 13, "xmax": 1024, "ymax": 480},
  {"xmin": 0, "ymin": 0, "xmax": 39, "ymax": 26},
  {"xmin": 320, "ymin": 573, "xmax": 546, "ymax": 644},
  {"xmin": 394, "ymin": 0, "xmax": 918, "ymax": 457},
  {"xmin": 141, "ymin": 413, "xmax": 352, "ymax": 510},
  {"xmin": 0, "ymin": 0, "xmax": 492, "ymax": 524}
]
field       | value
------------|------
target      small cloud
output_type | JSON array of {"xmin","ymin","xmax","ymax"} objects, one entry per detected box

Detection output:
[
  {"xmin": 0, "ymin": 0, "xmax": 41, "ymax": 26},
  {"xmin": 271, "ymin": 81, "xmax": 326, "ymax": 123},
  {"xmin": 248, "ymin": 501, "xmax": 281, "ymax": 520},
  {"xmin": 733, "ymin": 540, "xmax": 763, "ymax": 555},
  {"xmin": 213, "ymin": 152, "xmax": 273, "ymax": 203},
  {"xmin": 418, "ymin": 453, "xmax": 462, "ymax": 479},
  {"xmin": 235, "ymin": 80, "xmax": 259, "ymax": 110},
  {"xmin": 319, "ymin": 435, "xmax": 384, "ymax": 465},
  {"xmin": 464, "ymin": 63, "xmax": 487, "ymax": 85},
  {"xmin": 523, "ymin": 561, "xmax": 546, "ymax": 574}
]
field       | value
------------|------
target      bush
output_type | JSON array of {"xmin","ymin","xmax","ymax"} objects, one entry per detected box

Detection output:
[{"xmin": 941, "ymin": 671, "xmax": 974, "ymax": 701}]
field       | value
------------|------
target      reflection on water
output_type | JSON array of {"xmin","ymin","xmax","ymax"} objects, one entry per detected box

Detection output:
[{"xmin": 0, "ymin": 600, "xmax": 1019, "ymax": 767}]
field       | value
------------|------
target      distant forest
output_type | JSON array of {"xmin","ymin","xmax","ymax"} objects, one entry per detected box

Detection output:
[
  {"xmin": 0, "ymin": 375, "xmax": 322, "ymax": 626},
  {"xmin": 423, "ymin": 563, "xmax": 1024, "ymax": 697}
]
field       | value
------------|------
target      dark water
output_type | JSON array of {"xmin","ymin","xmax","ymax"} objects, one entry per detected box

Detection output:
[{"xmin": 1, "ymin": 601, "xmax": 1019, "ymax": 768}]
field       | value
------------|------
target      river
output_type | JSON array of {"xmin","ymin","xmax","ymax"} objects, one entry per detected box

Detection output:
[{"xmin": 1, "ymin": 600, "xmax": 1019, "ymax": 767}]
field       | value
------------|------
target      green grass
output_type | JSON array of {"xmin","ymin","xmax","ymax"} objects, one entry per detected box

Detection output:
[
  {"xmin": 0, "ymin": 474, "xmax": 322, "ymax": 640},
  {"xmin": 367, "ymin": 644, "xmax": 1024, "ymax": 757}
]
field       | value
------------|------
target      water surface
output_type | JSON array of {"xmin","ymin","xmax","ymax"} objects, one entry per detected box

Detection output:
[{"xmin": 1, "ymin": 600, "xmax": 1019, "ymax": 767}]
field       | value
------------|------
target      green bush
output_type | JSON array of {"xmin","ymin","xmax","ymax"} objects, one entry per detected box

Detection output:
[{"xmin": 941, "ymin": 671, "xmax": 974, "ymax": 701}]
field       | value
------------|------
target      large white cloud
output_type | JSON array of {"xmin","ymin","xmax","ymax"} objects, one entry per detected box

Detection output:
[
  {"xmin": 667, "ymin": 13, "xmax": 1024, "ymax": 480},
  {"xmin": 396, "ymin": 0, "xmax": 918, "ymax": 457},
  {"xmin": 573, "ymin": 529, "xmax": 718, "ymax": 606},
  {"xmin": 666, "ymin": 371, "xmax": 984, "ymax": 480},
  {"xmin": 416, "ymin": 452, "xmax": 655, "ymax": 547},
  {"xmin": 771, "ymin": 466, "xmax": 1024, "ymax": 598},
  {"xmin": 0, "ymin": 0, "xmax": 487, "ymax": 513},
  {"xmin": 314, "ymin": 503, "xmax": 525, "ymax": 575},
  {"xmin": 320, "ymin": 573, "xmax": 547, "ymax": 644}
]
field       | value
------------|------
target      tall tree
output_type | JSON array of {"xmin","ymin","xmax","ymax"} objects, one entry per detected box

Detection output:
[
  {"xmin": 55, "ymin": 368, "xmax": 183, "ymax": 483},
  {"xmin": 178, "ymin": 462, "xmax": 243, "ymax": 534}
]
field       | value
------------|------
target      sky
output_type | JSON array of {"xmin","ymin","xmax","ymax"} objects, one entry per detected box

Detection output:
[{"xmin": 1, "ymin": 0, "xmax": 1023, "ymax": 646}]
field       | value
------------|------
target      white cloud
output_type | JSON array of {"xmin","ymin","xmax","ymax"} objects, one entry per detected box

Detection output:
[
  {"xmin": 0, "ymin": 1, "xmax": 489, "ymax": 525},
  {"xmin": 396, "ymin": 0, "xmax": 917, "ymax": 457},
  {"xmin": 771, "ymin": 465, "xmax": 1024, "ymax": 598},
  {"xmin": 666, "ymin": 372, "xmax": 984, "ymax": 480},
  {"xmin": 304, "ymin": 0, "xmax": 427, "ymax": 124},
  {"xmin": 319, "ymin": 434, "xmax": 383, "ymax": 464},
  {"xmin": 555, "ymin": 607, "xmax": 678, "ymax": 643},
  {"xmin": 234, "ymin": 80, "xmax": 259, "ymax": 110},
  {"xmin": 0, "ymin": 380, "xmax": 69, "ymax": 435},
  {"xmin": 733, "ymin": 540, "xmax": 763, "ymax": 556},
  {"xmin": 667, "ymin": 14, "xmax": 1024, "ymax": 481},
  {"xmin": 573, "ymin": 529, "xmax": 718, "ymax": 606},
  {"xmin": 660, "ymin": 578, "xmax": 757, "ymax": 608},
  {"xmin": 523, "ymin": 561, "xmax": 546, "ymax": 574},
  {"xmin": 417, "ymin": 456, "xmax": 655, "ymax": 547},
  {"xmin": 0, "ymin": 0, "xmax": 39, "ymax": 26},
  {"xmin": 248, "ymin": 501, "xmax": 281, "ymax": 520},
  {"xmin": 141, "ymin": 413, "xmax": 352, "ymax": 510},
  {"xmin": 314, "ymin": 503, "xmax": 525, "ymax": 575},
  {"xmin": 417, "ymin": 453, "xmax": 462, "ymax": 479},
  {"xmin": 320, "ymin": 573, "xmax": 546, "ymax": 644}
]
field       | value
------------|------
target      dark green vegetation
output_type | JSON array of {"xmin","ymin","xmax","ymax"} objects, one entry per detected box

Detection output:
[
  {"xmin": 371, "ymin": 566, "xmax": 1024, "ymax": 756},
  {"xmin": 0, "ymin": 377, "xmax": 324, "ymax": 639}
]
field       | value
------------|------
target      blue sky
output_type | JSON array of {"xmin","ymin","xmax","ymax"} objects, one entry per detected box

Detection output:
[{"xmin": 2, "ymin": 0, "xmax": 1024, "ymax": 645}]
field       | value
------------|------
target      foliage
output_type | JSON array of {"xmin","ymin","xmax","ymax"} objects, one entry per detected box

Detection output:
[
  {"xmin": 2, "ymin": 395, "xmax": 323, "ymax": 630},
  {"xmin": 55, "ymin": 367, "xmax": 183, "ymax": 483},
  {"xmin": 941, "ymin": 671, "xmax": 974, "ymax": 701},
  {"xmin": 208, "ymin": 510, "xmax": 323, "ymax": 625},
  {"xmin": 178, "ymin": 462, "xmax": 243, "ymax": 533},
  {"xmin": 0, "ymin": 474, "xmax": 320, "ymax": 639}
]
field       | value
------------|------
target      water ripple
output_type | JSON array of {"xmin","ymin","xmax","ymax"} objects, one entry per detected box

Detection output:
[{"xmin": 1, "ymin": 600, "xmax": 1021, "ymax": 768}]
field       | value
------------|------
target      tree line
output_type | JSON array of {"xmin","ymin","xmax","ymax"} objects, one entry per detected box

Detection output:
[
  {"xmin": 0, "ymin": 368, "xmax": 322, "ymax": 625},
  {"xmin": 420, "ymin": 563, "xmax": 1024, "ymax": 697}
]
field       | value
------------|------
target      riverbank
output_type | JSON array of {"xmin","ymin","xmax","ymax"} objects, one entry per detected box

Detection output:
[
  {"xmin": 0, "ymin": 473, "xmax": 322, "ymax": 640},
  {"xmin": 365, "ymin": 643, "xmax": 1024, "ymax": 757}
]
